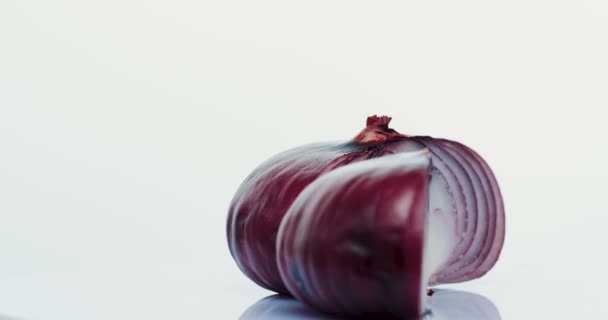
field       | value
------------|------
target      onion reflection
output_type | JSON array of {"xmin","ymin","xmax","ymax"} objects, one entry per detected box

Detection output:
[{"xmin": 240, "ymin": 289, "xmax": 501, "ymax": 320}]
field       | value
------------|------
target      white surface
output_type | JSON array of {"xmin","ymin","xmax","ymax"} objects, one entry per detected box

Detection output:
[
  {"xmin": 1, "ymin": 1, "xmax": 607, "ymax": 319},
  {"xmin": 240, "ymin": 290, "xmax": 501, "ymax": 320}
]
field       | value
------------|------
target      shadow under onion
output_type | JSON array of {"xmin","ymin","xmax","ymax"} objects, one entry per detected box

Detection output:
[{"xmin": 239, "ymin": 289, "xmax": 501, "ymax": 320}]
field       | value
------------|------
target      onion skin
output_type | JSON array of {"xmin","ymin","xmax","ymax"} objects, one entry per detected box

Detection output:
[
  {"xmin": 226, "ymin": 116, "xmax": 505, "ymax": 317},
  {"xmin": 227, "ymin": 116, "xmax": 411, "ymax": 293},
  {"xmin": 276, "ymin": 152, "xmax": 431, "ymax": 318},
  {"xmin": 226, "ymin": 143, "xmax": 354, "ymax": 293}
]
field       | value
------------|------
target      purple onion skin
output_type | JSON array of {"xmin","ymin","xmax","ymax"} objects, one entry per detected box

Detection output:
[
  {"xmin": 227, "ymin": 116, "xmax": 406, "ymax": 293},
  {"xmin": 226, "ymin": 143, "xmax": 356, "ymax": 293},
  {"xmin": 276, "ymin": 152, "xmax": 430, "ymax": 318}
]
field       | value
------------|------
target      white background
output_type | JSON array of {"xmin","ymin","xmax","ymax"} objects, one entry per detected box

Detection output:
[{"xmin": 1, "ymin": 1, "xmax": 607, "ymax": 319}]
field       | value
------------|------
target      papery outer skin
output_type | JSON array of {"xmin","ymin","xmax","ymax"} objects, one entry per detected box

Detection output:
[{"xmin": 276, "ymin": 152, "xmax": 431, "ymax": 318}]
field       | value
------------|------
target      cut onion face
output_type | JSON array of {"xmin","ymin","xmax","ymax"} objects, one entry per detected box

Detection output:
[
  {"xmin": 410, "ymin": 137, "xmax": 505, "ymax": 284},
  {"xmin": 227, "ymin": 116, "xmax": 505, "ymax": 319},
  {"xmin": 435, "ymin": 139, "xmax": 505, "ymax": 281}
]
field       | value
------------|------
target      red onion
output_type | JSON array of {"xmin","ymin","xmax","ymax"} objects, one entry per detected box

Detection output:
[{"xmin": 227, "ymin": 116, "xmax": 505, "ymax": 318}]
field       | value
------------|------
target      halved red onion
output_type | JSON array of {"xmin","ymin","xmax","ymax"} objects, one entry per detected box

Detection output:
[{"xmin": 227, "ymin": 116, "xmax": 505, "ymax": 318}]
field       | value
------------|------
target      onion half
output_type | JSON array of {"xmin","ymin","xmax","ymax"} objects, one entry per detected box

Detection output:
[{"xmin": 227, "ymin": 116, "xmax": 505, "ymax": 318}]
